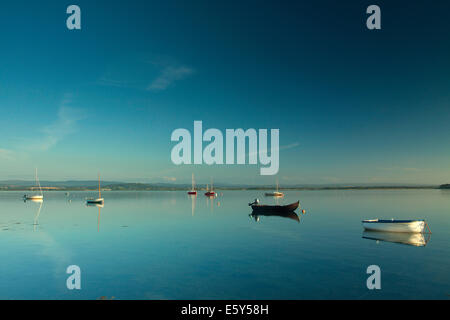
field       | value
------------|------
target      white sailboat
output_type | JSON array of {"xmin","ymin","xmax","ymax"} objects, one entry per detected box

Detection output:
[
  {"xmin": 86, "ymin": 173, "xmax": 104, "ymax": 205},
  {"xmin": 24, "ymin": 168, "xmax": 43, "ymax": 201},
  {"xmin": 265, "ymin": 178, "xmax": 284, "ymax": 197}
]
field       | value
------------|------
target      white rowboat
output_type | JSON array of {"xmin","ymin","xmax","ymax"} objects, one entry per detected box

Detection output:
[{"xmin": 362, "ymin": 219, "xmax": 428, "ymax": 233}]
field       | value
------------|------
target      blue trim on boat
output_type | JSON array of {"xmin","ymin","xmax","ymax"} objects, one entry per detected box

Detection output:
[{"xmin": 362, "ymin": 220, "xmax": 424, "ymax": 223}]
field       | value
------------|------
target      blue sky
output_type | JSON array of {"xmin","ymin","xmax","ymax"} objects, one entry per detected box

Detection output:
[{"xmin": 0, "ymin": 0, "xmax": 449, "ymax": 185}]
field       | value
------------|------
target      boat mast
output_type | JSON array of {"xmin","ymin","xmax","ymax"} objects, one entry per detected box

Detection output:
[
  {"xmin": 98, "ymin": 173, "xmax": 101, "ymax": 198},
  {"xmin": 36, "ymin": 168, "xmax": 42, "ymax": 196},
  {"xmin": 192, "ymin": 173, "xmax": 195, "ymax": 191}
]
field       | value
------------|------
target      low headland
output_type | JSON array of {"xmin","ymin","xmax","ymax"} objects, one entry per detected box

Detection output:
[{"xmin": 0, "ymin": 180, "xmax": 447, "ymax": 192}]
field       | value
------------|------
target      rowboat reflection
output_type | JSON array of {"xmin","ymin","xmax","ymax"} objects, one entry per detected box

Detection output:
[
  {"xmin": 362, "ymin": 230, "xmax": 430, "ymax": 247},
  {"xmin": 250, "ymin": 211, "xmax": 300, "ymax": 223}
]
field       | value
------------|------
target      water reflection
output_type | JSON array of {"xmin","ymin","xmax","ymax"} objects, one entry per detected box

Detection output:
[
  {"xmin": 189, "ymin": 194, "xmax": 197, "ymax": 216},
  {"xmin": 28, "ymin": 199, "xmax": 44, "ymax": 231},
  {"xmin": 362, "ymin": 230, "xmax": 430, "ymax": 247},
  {"xmin": 86, "ymin": 203, "xmax": 104, "ymax": 232},
  {"xmin": 250, "ymin": 211, "xmax": 300, "ymax": 223},
  {"xmin": 205, "ymin": 194, "xmax": 219, "ymax": 213},
  {"xmin": 1, "ymin": 190, "xmax": 448, "ymax": 299}
]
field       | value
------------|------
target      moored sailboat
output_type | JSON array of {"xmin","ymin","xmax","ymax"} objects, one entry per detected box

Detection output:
[
  {"xmin": 205, "ymin": 179, "xmax": 217, "ymax": 197},
  {"xmin": 188, "ymin": 173, "xmax": 197, "ymax": 195},
  {"xmin": 86, "ymin": 173, "xmax": 104, "ymax": 205},
  {"xmin": 24, "ymin": 168, "xmax": 43, "ymax": 201},
  {"xmin": 265, "ymin": 178, "xmax": 284, "ymax": 197}
]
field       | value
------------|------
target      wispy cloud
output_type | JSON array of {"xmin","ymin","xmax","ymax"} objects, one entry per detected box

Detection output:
[
  {"xmin": 97, "ymin": 76, "xmax": 131, "ymax": 88},
  {"xmin": 279, "ymin": 142, "xmax": 300, "ymax": 151},
  {"xmin": 97, "ymin": 55, "xmax": 194, "ymax": 92},
  {"xmin": 147, "ymin": 66, "xmax": 194, "ymax": 91},
  {"xmin": 34, "ymin": 98, "xmax": 85, "ymax": 151},
  {"xmin": 163, "ymin": 176, "xmax": 177, "ymax": 182},
  {"xmin": 0, "ymin": 148, "xmax": 15, "ymax": 161}
]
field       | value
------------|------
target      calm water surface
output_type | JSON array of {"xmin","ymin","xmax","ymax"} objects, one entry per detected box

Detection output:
[{"xmin": 0, "ymin": 190, "xmax": 449, "ymax": 300}]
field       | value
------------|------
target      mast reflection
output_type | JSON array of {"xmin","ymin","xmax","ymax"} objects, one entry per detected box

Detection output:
[{"xmin": 86, "ymin": 202, "xmax": 104, "ymax": 232}]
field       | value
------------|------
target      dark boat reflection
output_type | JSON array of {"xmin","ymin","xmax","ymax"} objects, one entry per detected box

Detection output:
[
  {"xmin": 362, "ymin": 230, "xmax": 430, "ymax": 247},
  {"xmin": 250, "ymin": 211, "xmax": 300, "ymax": 223}
]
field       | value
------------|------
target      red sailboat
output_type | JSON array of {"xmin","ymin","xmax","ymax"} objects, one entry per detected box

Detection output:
[
  {"xmin": 205, "ymin": 179, "xmax": 217, "ymax": 197},
  {"xmin": 187, "ymin": 173, "xmax": 197, "ymax": 195}
]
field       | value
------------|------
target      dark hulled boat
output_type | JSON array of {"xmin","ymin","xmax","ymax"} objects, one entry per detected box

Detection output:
[{"xmin": 250, "ymin": 200, "xmax": 300, "ymax": 214}]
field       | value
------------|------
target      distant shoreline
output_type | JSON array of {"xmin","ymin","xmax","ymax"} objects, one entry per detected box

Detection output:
[
  {"xmin": 0, "ymin": 186, "xmax": 443, "ymax": 192},
  {"xmin": 0, "ymin": 180, "xmax": 447, "ymax": 192}
]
